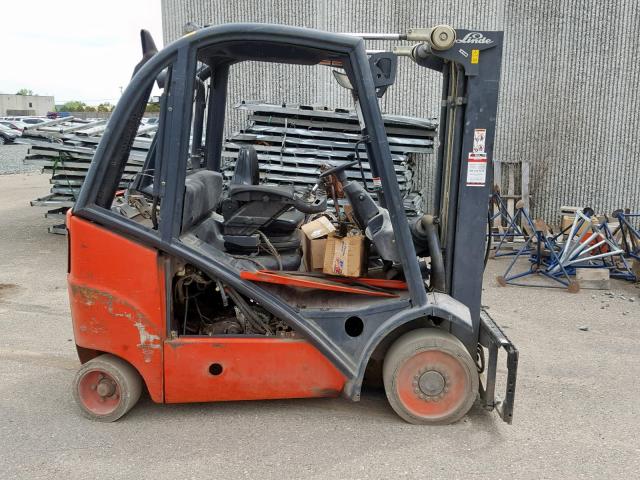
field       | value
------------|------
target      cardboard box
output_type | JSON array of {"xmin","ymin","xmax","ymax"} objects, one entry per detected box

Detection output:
[
  {"xmin": 301, "ymin": 236, "xmax": 327, "ymax": 271},
  {"xmin": 300, "ymin": 217, "xmax": 335, "ymax": 271},
  {"xmin": 301, "ymin": 216, "xmax": 335, "ymax": 240},
  {"xmin": 323, "ymin": 234, "xmax": 365, "ymax": 277}
]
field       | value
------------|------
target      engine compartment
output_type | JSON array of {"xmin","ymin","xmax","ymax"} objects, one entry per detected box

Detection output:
[{"xmin": 172, "ymin": 264, "xmax": 296, "ymax": 337}]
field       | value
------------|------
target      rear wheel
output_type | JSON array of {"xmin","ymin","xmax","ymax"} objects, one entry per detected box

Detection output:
[
  {"xmin": 0, "ymin": 137, "xmax": 6, "ymax": 145},
  {"xmin": 72, "ymin": 354, "xmax": 142, "ymax": 422},
  {"xmin": 383, "ymin": 328, "xmax": 478, "ymax": 425}
]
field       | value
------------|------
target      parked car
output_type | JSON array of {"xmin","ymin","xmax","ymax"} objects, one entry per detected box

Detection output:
[
  {"xmin": 20, "ymin": 117, "xmax": 47, "ymax": 125},
  {"xmin": 1, "ymin": 116, "xmax": 47, "ymax": 125},
  {"xmin": 0, "ymin": 120, "xmax": 27, "ymax": 133},
  {"xmin": 0, "ymin": 124, "xmax": 19, "ymax": 144}
]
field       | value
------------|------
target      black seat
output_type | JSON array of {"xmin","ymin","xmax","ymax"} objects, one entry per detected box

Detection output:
[
  {"xmin": 231, "ymin": 145, "xmax": 260, "ymax": 186},
  {"xmin": 220, "ymin": 146, "xmax": 310, "ymax": 252},
  {"xmin": 180, "ymin": 157, "xmax": 304, "ymax": 254},
  {"xmin": 183, "ymin": 148, "xmax": 323, "ymax": 271},
  {"xmin": 181, "ymin": 169, "xmax": 223, "ymax": 232}
]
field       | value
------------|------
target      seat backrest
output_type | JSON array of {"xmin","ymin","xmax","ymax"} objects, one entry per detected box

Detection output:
[
  {"xmin": 231, "ymin": 146, "xmax": 260, "ymax": 185},
  {"xmin": 181, "ymin": 169, "xmax": 223, "ymax": 232}
]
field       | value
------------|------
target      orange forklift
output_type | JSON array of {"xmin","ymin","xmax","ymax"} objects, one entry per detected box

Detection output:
[{"xmin": 68, "ymin": 23, "xmax": 517, "ymax": 424}]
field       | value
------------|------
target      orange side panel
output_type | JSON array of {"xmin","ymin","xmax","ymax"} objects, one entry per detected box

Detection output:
[
  {"xmin": 164, "ymin": 337, "xmax": 346, "ymax": 403},
  {"xmin": 67, "ymin": 213, "xmax": 165, "ymax": 402}
]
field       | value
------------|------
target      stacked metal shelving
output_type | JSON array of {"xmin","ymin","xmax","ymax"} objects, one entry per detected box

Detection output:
[
  {"xmin": 20, "ymin": 103, "xmax": 436, "ymax": 232},
  {"xmin": 223, "ymin": 102, "xmax": 436, "ymax": 214},
  {"xmin": 20, "ymin": 117, "xmax": 155, "ymax": 209}
]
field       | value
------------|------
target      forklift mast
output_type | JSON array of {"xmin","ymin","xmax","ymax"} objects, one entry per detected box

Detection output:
[{"xmin": 420, "ymin": 30, "xmax": 503, "ymax": 348}]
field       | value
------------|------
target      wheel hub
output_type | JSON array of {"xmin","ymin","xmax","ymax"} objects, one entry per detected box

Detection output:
[
  {"xmin": 77, "ymin": 369, "xmax": 122, "ymax": 416},
  {"xmin": 418, "ymin": 370, "xmax": 445, "ymax": 396},
  {"xmin": 96, "ymin": 377, "xmax": 117, "ymax": 398}
]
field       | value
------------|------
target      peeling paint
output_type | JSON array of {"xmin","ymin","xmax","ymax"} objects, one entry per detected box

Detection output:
[
  {"xmin": 71, "ymin": 283, "xmax": 161, "ymax": 363},
  {"xmin": 71, "ymin": 285, "xmax": 99, "ymax": 306},
  {"xmin": 133, "ymin": 317, "xmax": 162, "ymax": 364},
  {"xmin": 134, "ymin": 322, "xmax": 160, "ymax": 345},
  {"xmin": 134, "ymin": 321, "xmax": 161, "ymax": 364}
]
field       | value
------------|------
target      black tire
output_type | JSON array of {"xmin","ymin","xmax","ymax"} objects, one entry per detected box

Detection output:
[
  {"xmin": 0, "ymin": 136, "xmax": 6, "ymax": 145},
  {"xmin": 72, "ymin": 354, "xmax": 142, "ymax": 422},
  {"xmin": 383, "ymin": 328, "xmax": 478, "ymax": 425}
]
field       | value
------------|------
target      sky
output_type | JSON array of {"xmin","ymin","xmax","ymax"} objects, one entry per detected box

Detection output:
[{"xmin": 0, "ymin": 0, "xmax": 163, "ymax": 105}]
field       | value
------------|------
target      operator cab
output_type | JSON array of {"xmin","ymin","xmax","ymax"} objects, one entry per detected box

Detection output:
[
  {"xmin": 76, "ymin": 24, "xmax": 468, "ymax": 348},
  {"xmin": 91, "ymin": 26, "xmax": 440, "ymax": 347},
  {"xmin": 117, "ymin": 31, "xmax": 421, "ymax": 280}
]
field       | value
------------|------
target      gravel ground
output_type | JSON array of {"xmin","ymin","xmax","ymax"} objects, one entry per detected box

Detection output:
[
  {"xmin": 0, "ymin": 144, "xmax": 38, "ymax": 175},
  {"xmin": 0, "ymin": 173, "xmax": 639, "ymax": 479}
]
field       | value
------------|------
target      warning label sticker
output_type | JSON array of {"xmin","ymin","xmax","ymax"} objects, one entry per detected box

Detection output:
[
  {"xmin": 466, "ymin": 153, "xmax": 487, "ymax": 187},
  {"xmin": 473, "ymin": 128, "xmax": 486, "ymax": 154}
]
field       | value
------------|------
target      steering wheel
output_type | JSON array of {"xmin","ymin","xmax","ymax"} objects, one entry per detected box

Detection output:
[
  {"xmin": 319, "ymin": 159, "xmax": 359, "ymax": 179},
  {"xmin": 291, "ymin": 194, "xmax": 327, "ymax": 214}
]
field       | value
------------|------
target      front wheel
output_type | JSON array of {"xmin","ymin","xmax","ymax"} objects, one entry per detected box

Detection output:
[
  {"xmin": 383, "ymin": 328, "xmax": 479, "ymax": 425},
  {"xmin": 0, "ymin": 137, "xmax": 6, "ymax": 145},
  {"xmin": 72, "ymin": 354, "xmax": 142, "ymax": 422}
]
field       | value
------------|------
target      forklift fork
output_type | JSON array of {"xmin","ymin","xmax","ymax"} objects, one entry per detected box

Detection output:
[{"xmin": 478, "ymin": 310, "xmax": 518, "ymax": 424}]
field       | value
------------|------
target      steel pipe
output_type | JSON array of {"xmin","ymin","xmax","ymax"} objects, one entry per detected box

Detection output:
[{"xmin": 342, "ymin": 33, "xmax": 404, "ymax": 40}]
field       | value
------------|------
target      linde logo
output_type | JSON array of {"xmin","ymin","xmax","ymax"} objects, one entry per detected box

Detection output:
[{"xmin": 456, "ymin": 32, "xmax": 493, "ymax": 44}]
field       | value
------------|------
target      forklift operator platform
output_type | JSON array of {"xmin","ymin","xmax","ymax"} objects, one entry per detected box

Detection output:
[{"xmin": 67, "ymin": 23, "xmax": 517, "ymax": 425}]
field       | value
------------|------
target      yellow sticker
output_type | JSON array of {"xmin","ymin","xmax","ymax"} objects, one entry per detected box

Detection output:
[{"xmin": 471, "ymin": 49, "xmax": 479, "ymax": 64}]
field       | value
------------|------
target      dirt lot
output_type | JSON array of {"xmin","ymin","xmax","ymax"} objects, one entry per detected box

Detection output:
[{"xmin": 1, "ymin": 170, "xmax": 639, "ymax": 479}]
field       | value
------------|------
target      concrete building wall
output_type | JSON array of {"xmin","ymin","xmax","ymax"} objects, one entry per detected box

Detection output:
[
  {"xmin": 160, "ymin": 0, "xmax": 640, "ymax": 222},
  {"xmin": 0, "ymin": 94, "xmax": 55, "ymax": 117}
]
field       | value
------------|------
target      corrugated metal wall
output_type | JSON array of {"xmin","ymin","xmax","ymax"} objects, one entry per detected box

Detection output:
[{"xmin": 160, "ymin": 0, "xmax": 640, "ymax": 223}]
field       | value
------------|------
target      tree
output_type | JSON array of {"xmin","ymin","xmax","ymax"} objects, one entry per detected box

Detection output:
[
  {"xmin": 145, "ymin": 103, "xmax": 161, "ymax": 113},
  {"xmin": 60, "ymin": 101, "xmax": 88, "ymax": 112},
  {"xmin": 16, "ymin": 88, "xmax": 34, "ymax": 96},
  {"xmin": 97, "ymin": 103, "xmax": 114, "ymax": 113}
]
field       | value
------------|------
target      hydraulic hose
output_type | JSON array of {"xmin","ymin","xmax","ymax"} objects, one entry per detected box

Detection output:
[{"xmin": 416, "ymin": 214, "xmax": 446, "ymax": 292}]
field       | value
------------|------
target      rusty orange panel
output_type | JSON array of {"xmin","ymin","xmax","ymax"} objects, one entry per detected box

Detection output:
[
  {"xmin": 164, "ymin": 337, "xmax": 345, "ymax": 403},
  {"xmin": 67, "ymin": 213, "xmax": 165, "ymax": 402}
]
